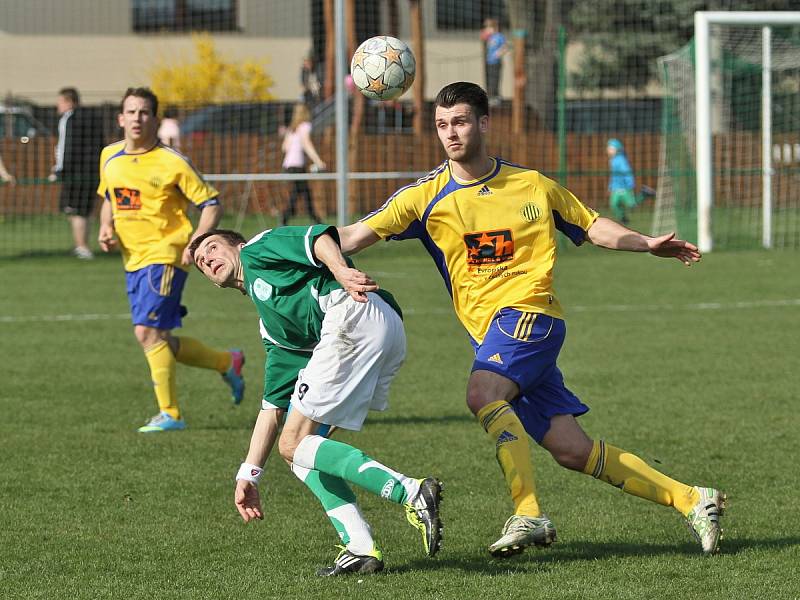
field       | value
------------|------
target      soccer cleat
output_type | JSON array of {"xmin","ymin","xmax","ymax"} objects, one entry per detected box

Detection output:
[
  {"xmin": 488, "ymin": 514, "xmax": 557, "ymax": 558},
  {"xmin": 404, "ymin": 477, "xmax": 443, "ymax": 557},
  {"xmin": 222, "ymin": 349, "xmax": 245, "ymax": 405},
  {"xmin": 137, "ymin": 412, "xmax": 186, "ymax": 433},
  {"xmin": 686, "ymin": 486, "xmax": 726, "ymax": 555},
  {"xmin": 73, "ymin": 247, "xmax": 94, "ymax": 260},
  {"xmin": 316, "ymin": 545, "xmax": 384, "ymax": 577}
]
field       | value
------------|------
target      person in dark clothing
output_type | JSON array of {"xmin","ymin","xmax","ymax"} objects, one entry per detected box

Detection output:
[{"xmin": 53, "ymin": 87, "xmax": 105, "ymax": 259}]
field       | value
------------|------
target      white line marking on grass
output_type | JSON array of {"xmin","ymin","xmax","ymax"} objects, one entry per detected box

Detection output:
[{"xmin": 2, "ymin": 298, "xmax": 798, "ymax": 324}]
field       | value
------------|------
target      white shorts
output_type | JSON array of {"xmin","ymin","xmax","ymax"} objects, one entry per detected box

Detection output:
[{"xmin": 290, "ymin": 290, "xmax": 406, "ymax": 431}]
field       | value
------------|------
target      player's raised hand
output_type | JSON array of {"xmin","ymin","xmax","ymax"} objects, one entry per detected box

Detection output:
[
  {"xmin": 332, "ymin": 266, "xmax": 379, "ymax": 303},
  {"xmin": 181, "ymin": 246, "xmax": 193, "ymax": 266},
  {"xmin": 647, "ymin": 232, "xmax": 702, "ymax": 266},
  {"xmin": 98, "ymin": 224, "xmax": 118, "ymax": 252},
  {"xmin": 234, "ymin": 479, "xmax": 264, "ymax": 522}
]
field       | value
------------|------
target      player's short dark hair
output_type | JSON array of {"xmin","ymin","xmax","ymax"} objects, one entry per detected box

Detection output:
[
  {"xmin": 434, "ymin": 82, "xmax": 489, "ymax": 118},
  {"xmin": 58, "ymin": 87, "xmax": 80, "ymax": 106},
  {"xmin": 120, "ymin": 87, "xmax": 159, "ymax": 116},
  {"xmin": 187, "ymin": 229, "xmax": 247, "ymax": 263}
]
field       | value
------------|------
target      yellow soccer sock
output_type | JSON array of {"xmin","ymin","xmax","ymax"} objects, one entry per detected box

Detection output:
[
  {"xmin": 583, "ymin": 440, "xmax": 700, "ymax": 516},
  {"xmin": 175, "ymin": 336, "xmax": 230, "ymax": 373},
  {"xmin": 144, "ymin": 340, "xmax": 180, "ymax": 420},
  {"xmin": 477, "ymin": 400, "xmax": 541, "ymax": 517}
]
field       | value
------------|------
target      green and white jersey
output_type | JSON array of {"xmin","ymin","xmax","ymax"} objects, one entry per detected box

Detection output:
[
  {"xmin": 242, "ymin": 225, "xmax": 401, "ymax": 352},
  {"xmin": 241, "ymin": 225, "xmax": 345, "ymax": 352}
]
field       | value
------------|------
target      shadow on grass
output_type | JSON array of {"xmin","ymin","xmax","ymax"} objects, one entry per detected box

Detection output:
[
  {"xmin": 188, "ymin": 413, "xmax": 475, "ymax": 432},
  {"xmin": 368, "ymin": 413, "xmax": 474, "ymax": 426},
  {"xmin": 383, "ymin": 536, "xmax": 800, "ymax": 575}
]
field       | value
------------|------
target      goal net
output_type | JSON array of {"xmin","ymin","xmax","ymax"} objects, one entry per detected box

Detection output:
[{"xmin": 653, "ymin": 14, "xmax": 800, "ymax": 250}]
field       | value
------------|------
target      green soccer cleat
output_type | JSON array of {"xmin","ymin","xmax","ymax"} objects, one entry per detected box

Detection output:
[
  {"xmin": 686, "ymin": 486, "xmax": 727, "ymax": 555},
  {"xmin": 404, "ymin": 477, "xmax": 444, "ymax": 557},
  {"xmin": 316, "ymin": 545, "xmax": 384, "ymax": 577},
  {"xmin": 488, "ymin": 514, "xmax": 557, "ymax": 558}
]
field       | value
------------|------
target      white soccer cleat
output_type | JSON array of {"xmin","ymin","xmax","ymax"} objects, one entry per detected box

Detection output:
[
  {"xmin": 686, "ymin": 486, "xmax": 726, "ymax": 554},
  {"xmin": 488, "ymin": 514, "xmax": 557, "ymax": 557}
]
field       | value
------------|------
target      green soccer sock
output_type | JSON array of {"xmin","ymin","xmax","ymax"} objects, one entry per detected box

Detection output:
[
  {"xmin": 291, "ymin": 463, "xmax": 375, "ymax": 554},
  {"xmin": 293, "ymin": 435, "xmax": 419, "ymax": 505}
]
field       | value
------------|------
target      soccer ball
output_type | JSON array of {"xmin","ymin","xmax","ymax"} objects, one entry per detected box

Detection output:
[{"xmin": 350, "ymin": 36, "xmax": 416, "ymax": 101}]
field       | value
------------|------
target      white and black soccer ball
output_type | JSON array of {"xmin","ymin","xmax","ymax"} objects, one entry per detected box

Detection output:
[{"xmin": 350, "ymin": 36, "xmax": 416, "ymax": 101}]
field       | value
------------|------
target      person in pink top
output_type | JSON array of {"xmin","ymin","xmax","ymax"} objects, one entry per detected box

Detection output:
[{"xmin": 281, "ymin": 103, "xmax": 326, "ymax": 225}]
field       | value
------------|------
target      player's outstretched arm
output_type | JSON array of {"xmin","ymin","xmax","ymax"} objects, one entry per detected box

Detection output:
[
  {"xmin": 234, "ymin": 480, "xmax": 263, "ymax": 522},
  {"xmin": 313, "ymin": 232, "xmax": 378, "ymax": 302},
  {"xmin": 646, "ymin": 231, "xmax": 702, "ymax": 266},
  {"xmin": 337, "ymin": 222, "xmax": 381, "ymax": 255},
  {"xmin": 235, "ymin": 408, "xmax": 284, "ymax": 522},
  {"xmin": 587, "ymin": 216, "xmax": 701, "ymax": 266},
  {"xmin": 184, "ymin": 203, "xmax": 223, "ymax": 265}
]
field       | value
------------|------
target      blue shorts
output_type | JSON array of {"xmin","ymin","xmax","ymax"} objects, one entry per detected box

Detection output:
[
  {"xmin": 125, "ymin": 264, "xmax": 188, "ymax": 330},
  {"xmin": 472, "ymin": 308, "xmax": 589, "ymax": 443}
]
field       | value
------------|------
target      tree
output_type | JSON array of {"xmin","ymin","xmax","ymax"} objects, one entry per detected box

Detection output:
[
  {"xmin": 150, "ymin": 34, "xmax": 275, "ymax": 105},
  {"xmin": 507, "ymin": 0, "xmax": 563, "ymax": 132},
  {"xmin": 568, "ymin": 0, "xmax": 800, "ymax": 92}
]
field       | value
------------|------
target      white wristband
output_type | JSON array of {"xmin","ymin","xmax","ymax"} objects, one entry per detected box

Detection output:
[{"xmin": 236, "ymin": 462, "xmax": 264, "ymax": 484}]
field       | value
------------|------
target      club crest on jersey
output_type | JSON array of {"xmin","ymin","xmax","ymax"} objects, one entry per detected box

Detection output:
[
  {"xmin": 252, "ymin": 278, "xmax": 273, "ymax": 301},
  {"xmin": 114, "ymin": 187, "xmax": 141, "ymax": 210},
  {"xmin": 520, "ymin": 202, "xmax": 541, "ymax": 223},
  {"xmin": 464, "ymin": 229, "xmax": 514, "ymax": 265}
]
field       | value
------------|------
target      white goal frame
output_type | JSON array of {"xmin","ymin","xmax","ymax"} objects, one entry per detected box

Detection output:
[{"xmin": 695, "ymin": 11, "xmax": 800, "ymax": 252}]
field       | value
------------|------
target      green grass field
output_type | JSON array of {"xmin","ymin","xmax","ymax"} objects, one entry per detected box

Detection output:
[{"xmin": 1, "ymin": 221, "xmax": 799, "ymax": 599}]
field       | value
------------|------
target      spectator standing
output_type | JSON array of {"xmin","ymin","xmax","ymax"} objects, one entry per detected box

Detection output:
[
  {"xmin": 300, "ymin": 55, "xmax": 322, "ymax": 108},
  {"xmin": 483, "ymin": 18, "xmax": 508, "ymax": 106},
  {"xmin": 281, "ymin": 103, "xmax": 325, "ymax": 225},
  {"xmin": 53, "ymin": 87, "xmax": 104, "ymax": 259}
]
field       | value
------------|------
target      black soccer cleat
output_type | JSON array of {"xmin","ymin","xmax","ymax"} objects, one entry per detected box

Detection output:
[
  {"xmin": 316, "ymin": 546, "xmax": 384, "ymax": 577},
  {"xmin": 404, "ymin": 477, "xmax": 444, "ymax": 557}
]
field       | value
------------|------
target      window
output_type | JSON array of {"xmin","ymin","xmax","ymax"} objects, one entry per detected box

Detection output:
[
  {"xmin": 133, "ymin": 0, "xmax": 238, "ymax": 33},
  {"xmin": 435, "ymin": 0, "xmax": 507, "ymax": 31}
]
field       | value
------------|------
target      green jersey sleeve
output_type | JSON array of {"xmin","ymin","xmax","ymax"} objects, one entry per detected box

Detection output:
[{"xmin": 241, "ymin": 225, "xmax": 339, "ymax": 268}]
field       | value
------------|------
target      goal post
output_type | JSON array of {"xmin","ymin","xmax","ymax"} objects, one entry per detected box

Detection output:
[{"xmin": 694, "ymin": 11, "xmax": 800, "ymax": 252}]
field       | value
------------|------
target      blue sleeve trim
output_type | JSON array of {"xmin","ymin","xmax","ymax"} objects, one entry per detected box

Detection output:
[
  {"xmin": 361, "ymin": 161, "xmax": 448, "ymax": 223},
  {"xmin": 552, "ymin": 209, "xmax": 587, "ymax": 246},
  {"xmin": 195, "ymin": 197, "xmax": 220, "ymax": 210}
]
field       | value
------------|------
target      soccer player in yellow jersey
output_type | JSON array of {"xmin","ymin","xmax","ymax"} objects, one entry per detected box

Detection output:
[
  {"xmin": 97, "ymin": 87, "xmax": 245, "ymax": 433},
  {"xmin": 338, "ymin": 82, "xmax": 726, "ymax": 556}
]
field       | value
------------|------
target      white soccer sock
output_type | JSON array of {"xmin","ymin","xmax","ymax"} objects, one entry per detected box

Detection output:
[{"xmin": 327, "ymin": 503, "xmax": 376, "ymax": 556}]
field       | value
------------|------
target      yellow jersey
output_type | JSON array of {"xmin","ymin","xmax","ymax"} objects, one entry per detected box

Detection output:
[
  {"xmin": 97, "ymin": 141, "xmax": 219, "ymax": 272},
  {"xmin": 362, "ymin": 158, "xmax": 599, "ymax": 344}
]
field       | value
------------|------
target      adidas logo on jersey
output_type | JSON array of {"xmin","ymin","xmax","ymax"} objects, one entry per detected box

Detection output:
[
  {"xmin": 496, "ymin": 430, "xmax": 518, "ymax": 447},
  {"xmin": 488, "ymin": 353, "xmax": 504, "ymax": 364},
  {"xmin": 477, "ymin": 184, "xmax": 492, "ymax": 196}
]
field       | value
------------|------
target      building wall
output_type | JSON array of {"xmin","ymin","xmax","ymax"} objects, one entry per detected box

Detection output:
[
  {"xmin": 0, "ymin": 0, "xmax": 512, "ymax": 104},
  {"xmin": 0, "ymin": 0, "xmax": 131, "ymax": 35},
  {"xmin": 1, "ymin": 35, "xmax": 510, "ymax": 104}
]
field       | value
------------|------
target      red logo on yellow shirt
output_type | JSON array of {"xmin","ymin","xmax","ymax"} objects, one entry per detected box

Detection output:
[
  {"xmin": 464, "ymin": 229, "xmax": 514, "ymax": 265},
  {"xmin": 114, "ymin": 187, "xmax": 141, "ymax": 210}
]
